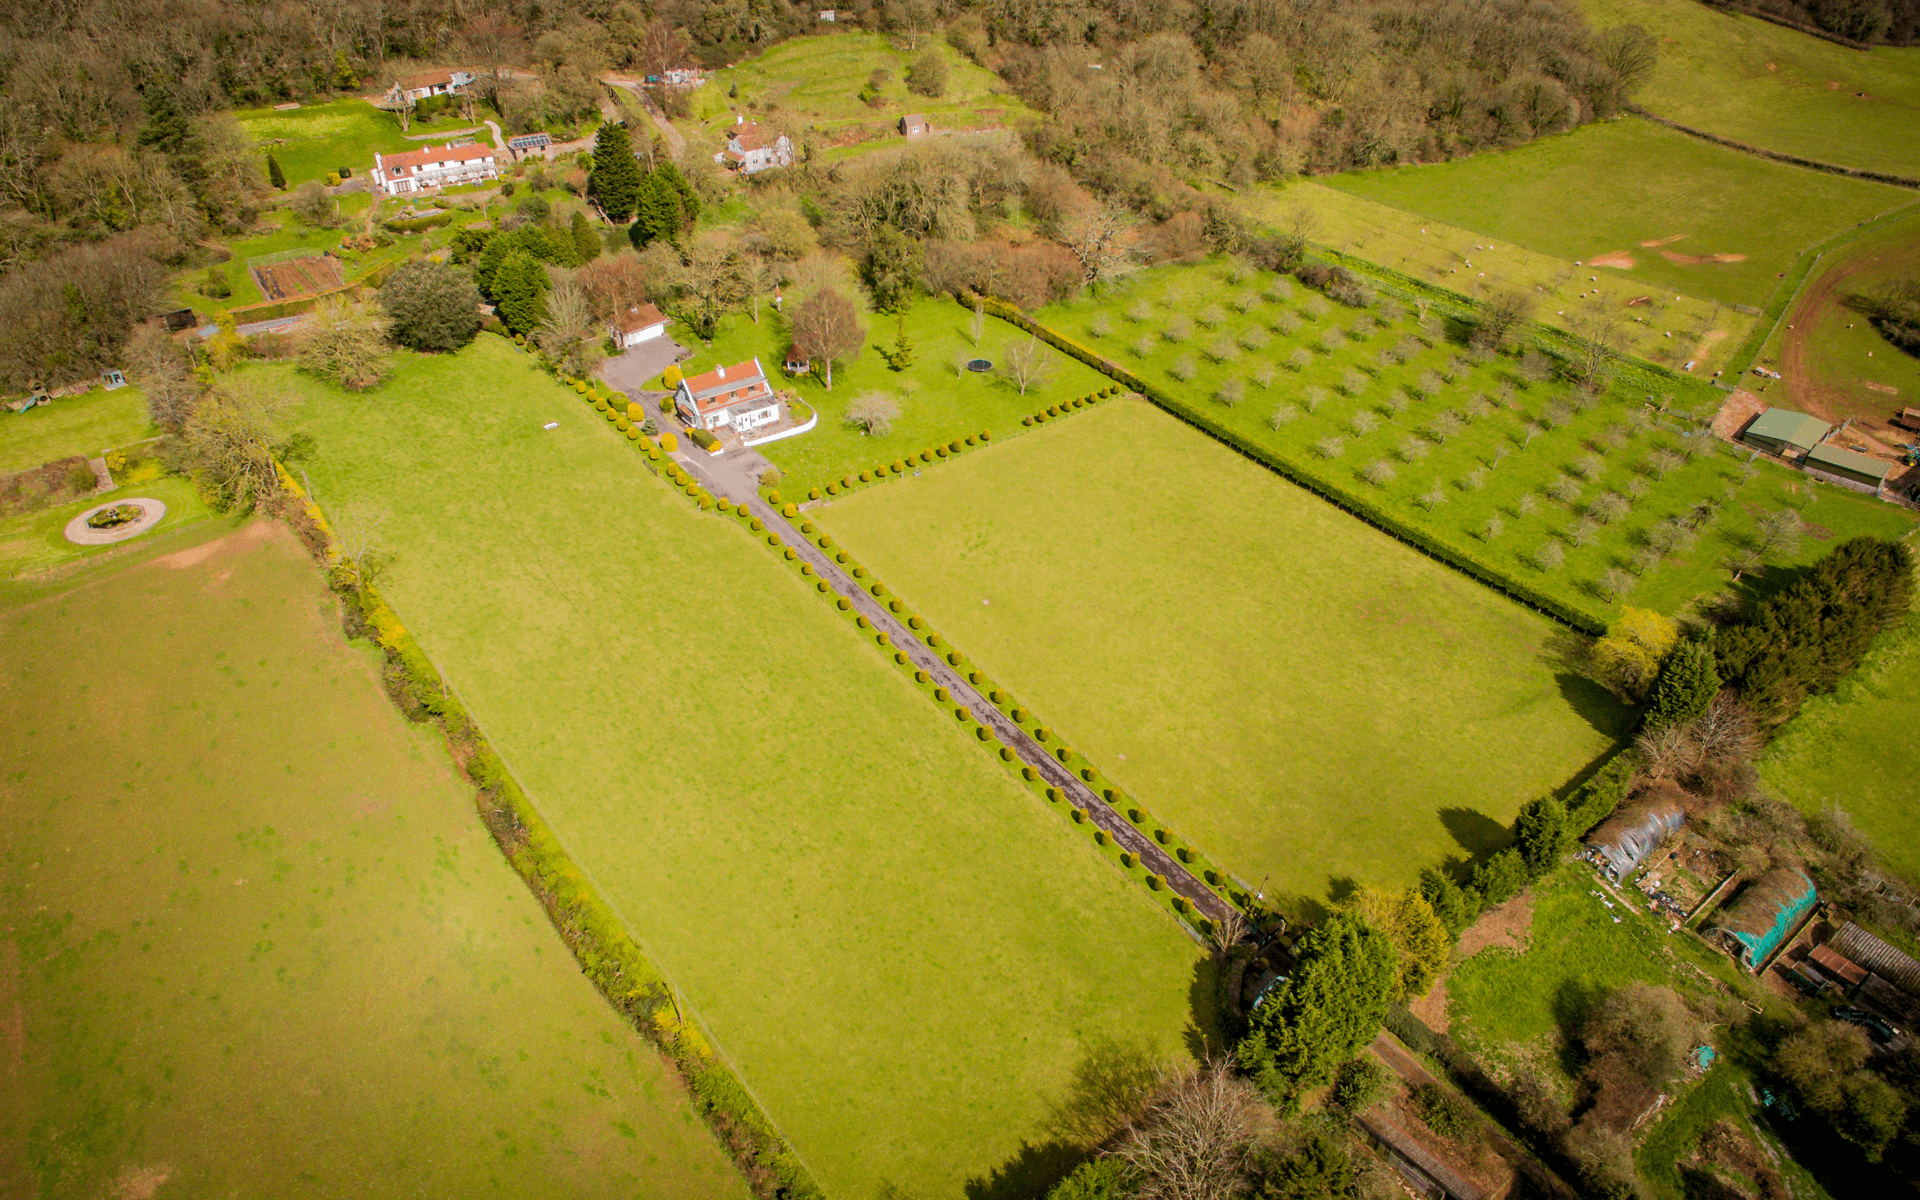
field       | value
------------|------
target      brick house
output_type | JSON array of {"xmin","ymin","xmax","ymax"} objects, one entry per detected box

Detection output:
[
  {"xmin": 675, "ymin": 359, "xmax": 780, "ymax": 434},
  {"xmin": 900, "ymin": 114, "xmax": 931, "ymax": 138}
]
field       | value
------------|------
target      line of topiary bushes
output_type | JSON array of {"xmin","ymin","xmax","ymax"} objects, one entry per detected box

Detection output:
[
  {"xmin": 270, "ymin": 461, "xmax": 818, "ymax": 1200},
  {"xmin": 738, "ymin": 507, "xmax": 1245, "ymax": 938},
  {"xmin": 780, "ymin": 430, "xmax": 998, "ymax": 505},
  {"xmin": 1019, "ymin": 385, "xmax": 1126, "ymax": 428},
  {"xmin": 964, "ymin": 290, "xmax": 1609, "ymax": 634}
]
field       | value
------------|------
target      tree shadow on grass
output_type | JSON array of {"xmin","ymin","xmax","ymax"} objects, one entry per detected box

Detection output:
[
  {"xmin": 1439, "ymin": 806, "xmax": 1510, "ymax": 860},
  {"xmin": 960, "ymin": 1141, "xmax": 1088, "ymax": 1200},
  {"xmin": 1551, "ymin": 975, "xmax": 1608, "ymax": 1077},
  {"xmin": 1556, "ymin": 671, "xmax": 1633, "ymax": 738}
]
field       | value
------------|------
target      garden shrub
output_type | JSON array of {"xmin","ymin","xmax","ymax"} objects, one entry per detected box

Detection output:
[
  {"xmin": 889, "ymin": 599, "xmax": 904, "ymax": 612},
  {"xmin": 964, "ymin": 435, "xmax": 976, "ymax": 447},
  {"xmin": 698, "ymin": 495, "xmax": 714, "ymax": 510},
  {"xmin": 1147, "ymin": 874, "xmax": 1165, "ymax": 890},
  {"xmin": 955, "ymin": 706, "xmax": 971, "ymax": 721},
  {"xmin": 818, "ymin": 534, "xmax": 833, "ymax": 548},
  {"xmin": 1171, "ymin": 896, "xmax": 1191, "ymax": 914},
  {"xmin": 934, "ymin": 686, "xmax": 949, "ymax": 701},
  {"xmin": 1121, "ymin": 852, "xmax": 1137, "ymax": 867},
  {"xmin": 1048, "ymin": 405, "xmax": 1061, "ymax": 417},
  {"xmin": 908, "ymin": 615, "xmax": 925, "ymax": 629},
  {"xmin": 1023, "ymin": 767, "xmax": 1038, "ymax": 781},
  {"xmin": 948, "ymin": 440, "xmax": 961, "ymax": 453},
  {"xmin": 870, "ymin": 583, "xmax": 885, "ymax": 597},
  {"xmin": 801, "ymin": 522, "xmax": 816, "ymax": 535},
  {"xmin": 801, "ymin": 563, "xmax": 814, "ymax": 575},
  {"xmin": 894, "ymin": 651, "xmax": 908, "ymax": 664},
  {"xmin": 916, "ymin": 669, "xmax": 930, "ymax": 684},
  {"xmin": 999, "ymin": 746, "xmax": 1015, "ymax": 761},
  {"xmin": 1155, "ymin": 829, "xmax": 1171, "ymax": 844},
  {"xmin": 1046, "ymin": 787, "xmax": 1062, "ymax": 802},
  {"xmin": 1023, "ymin": 416, "xmax": 1034, "ymax": 426},
  {"xmin": 595, "ymin": 395, "xmax": 610, "ymax": 411},
  {"xmin": 627, "ymin": 402, "xmax": 643, "ymax": 422},
  {"xmin": 750, "ymin": 517, "xmax": 764, "ymax": 531},
  {"xmin": 766, "ymin": 533, "xmax": 780, "ymax": 546},
  {"xmin": 989, "ymin": 689, "xmax": 1006, "ymax": 705},
  {"xmin": 927, "ymin": 633, "xmax": 944, "ymax": 647},
  {"xmin": 968, "ymin": 671, "xmax": 984, "ymax": 685},
  {"xmin": 766, "ymin": 490, "xmax": 782, "ymax": 505},
  {"xmin": 835, "ymin": 551, "xmax": 849, "ymax": 564},
  {"xmin": 891, "ymin": 461, "xmax": 905, "ymax": 473},
  {"xmin": 919, "ymin": 450, "xmax": 933, "ymax": 463},
  {"xmin": 946, "ymin": 651, "xmax": 962, "ymax": 666},
  {"xmin": 782, "ymin": 502, "xmax": 798, "ymax": 517},
  {"xmin": 826, "ymin": 482, "xmax": 839, "ymax": 495},
  {"xmin": 976, "ymin": 726, "xmax": 992, "ymax": 741},
  {"xmin": 575, "ymin": 380, "xmax": 588, "ymax": 394},
  {"xmin": 859, "ymin": 470, "xmax": 871, "ymax": 483},
  {"xmin": 935, "ymin": 446, "xmax": 948, "ymax": 458},
  {"xmin": 1012, "ymin": 707, "xmax": 1027, "ymax": 722},
  {"xmin": 837, "ymin": 597, "xmax": 852, "ymax": 611},
  {"xmin": 1034, "ymin": 726, "xmax": 1048, "ymax": 741},
  {"xmin": 659, "ymin": 431, "xmax": 678, "ymax": 451},
  {"xmin": 808, "ymin": 488, "xmax": 821, "ymax": 500},
  {"xmin": 1128, "ymin": 808, "xmax": 1144, "ymax": 824},
  {"xmin": 1054, "ymin": 747, "xmax": 1071, "ymax": 763},
  {"xmin": 1094, "ymin": 830, "xmax": 1109, "ymax": 845},
  {"xmin": 1071, "ymin": 808, "xmax": 1087, "ymax": 823},
  {"xmin": 1177, "ymin": 847, "xmax": 1194, "ymax": 863},
  {"xmin": 783, "ymin": 548, "xmax": 797, "ymax": 560},
  {"xmin": 625, "ymin": 427, "xmax": 640, "ymax": 441},
  {"xmin": 816, "ymin": 579, "xmax": 830, "ymax": 593},
  {"xmin": 1080, "ymin": 767, "xmax": 1096, "ymax": 782},
  {"xmin": 979, "ymin": 429, "xmax": 992, "ymax": 440}
]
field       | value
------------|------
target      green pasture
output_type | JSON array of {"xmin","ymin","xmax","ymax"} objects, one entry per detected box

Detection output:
[
  {"xmin": 1323, "ymin": 117, "xmax": 1910, "ymax": 309},
  {"xmin": 1761, "ymin": 590, "xmax": 1920, "ymax": 885},
  {"xmin": 0, "ymin": 522, "xmax": 746, "ymax": 1200},
  {"xmin": 1747, "ymin": 206, "xmax": 1920, "ymax": 429},
  {"xmin": 663, "ymin": 295, "xmax": 1109, "ymax": 495},
  {"xmin": 275, "ymin": 336, "xmax": 1204, "ymax": 1198},
  {"xmin": 691, "ymin": 33, "xmax": 1031, "ymax": 161},
  {"xmin": 1256, "ymin": 181, "xmax": 1748, "ymax": 374},
  {"xmin": 0, "ymin": 474, "xmax": 215, "ymax": 582},
  {"xmin": 1581, "ymin": 0, "xmax": 1920, "ymax": 178},
  {"xmin": 813, "ymin": 397, "xmax": 1630, "ymax": 909},
  {"xmin": 0, "ymin": 385, "xmax": 155, "ymax": 473},
  {"xmin": 1031, "ymin": 260, "xmax": 1913, "ymax": 626},
  {"xmin": 236, "ymin": 99, "xmax": 419, "ymax": 187}
]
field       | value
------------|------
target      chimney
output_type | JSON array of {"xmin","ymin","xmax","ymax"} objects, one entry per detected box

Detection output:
[
  {"xmin": 716, "ymin": 364, "xmax": 727, "ymax": 379},
  {"xmin": 736, "ymin": 113, "xmax": 744, "ymax": 125}
]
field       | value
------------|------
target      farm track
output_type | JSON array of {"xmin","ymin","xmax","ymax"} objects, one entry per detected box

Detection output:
[{"xmin": 670, "ymin": 449, "xmax": 1233, "ymax": 928}]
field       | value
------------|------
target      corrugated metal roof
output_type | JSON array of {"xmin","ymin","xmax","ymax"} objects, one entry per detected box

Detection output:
[
  {"xmin": 1743, "ymin": 407, "xmax": 1830, "ymax": 450},
  {"xmin": 1831, "ymin": 922, "xmax": 1920, "ymax": 995},
  {"xmin": 1711, "ymin": 867, "xmax": 1816, "ymax": 969},
  {"xmin": 1584, "ymin": 789, "xmax": 1686, "ymax": 881},
  {"xmin": 1805, "ymin": 443, "xmax": 1891, "ymax": 481},
  {"xmin": 1809, "ymin": 944, "xmax": 1868, "ymax": 986},
  {"xmin": 1359, "ymin": 1113, "xmax": 1483, "ymax": 1200}
]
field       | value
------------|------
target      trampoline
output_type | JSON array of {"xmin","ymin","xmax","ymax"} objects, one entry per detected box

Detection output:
[{"xmin": 966, "ymin": 359, "xmax": 993, "ymax": 373}]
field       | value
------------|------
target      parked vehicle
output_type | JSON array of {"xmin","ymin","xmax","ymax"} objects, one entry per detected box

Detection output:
[{"xmin": 1832, "ymin": 1005, "xmax": 1898, "ymax": 1044}]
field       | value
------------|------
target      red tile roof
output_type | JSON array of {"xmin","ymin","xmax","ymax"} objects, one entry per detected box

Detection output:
[
  {"xmin": 380, "ymin": 143, "xmax": 494, "ymax": 174},
  {"xmin": 679, "ymin": 359, "xmax": 772, "ymax": 414}
]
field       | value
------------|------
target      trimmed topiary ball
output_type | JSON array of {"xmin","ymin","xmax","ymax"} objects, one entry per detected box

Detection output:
[{"xmin": 933, "ymin": 686, "xmax": 949, "ymax": 701}]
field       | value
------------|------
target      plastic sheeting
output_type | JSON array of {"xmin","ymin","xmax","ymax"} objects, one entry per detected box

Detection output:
[
  {"xmin": 1712, "ymin": 867, "xmax": 1816, "ymax": 970},
  {"xmin": 1583, "ymin": 793, "xmax": 1687, "ymax": 881}
]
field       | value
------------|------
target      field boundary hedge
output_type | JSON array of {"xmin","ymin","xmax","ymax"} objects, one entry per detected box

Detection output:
[
  {"xmin": 1624, "ymin": 105, "xmax": 1920, "ymax": 189},
  {"xmin": 1710, "ymin": 3, "xmax": 1877, "ymax": 49},
  {"xmin": 962, "ymin": 290, "xmax": 1610, "ymax": 634},
  {"xmin": 271, "ymin": 457, "xmax": 821, "ymax": 1200}
]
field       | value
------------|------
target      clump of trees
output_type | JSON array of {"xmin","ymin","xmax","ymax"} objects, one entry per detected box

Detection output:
[{"xmin": 1856, "ymin": 277, "xmax": 1920, "ymax": 357}]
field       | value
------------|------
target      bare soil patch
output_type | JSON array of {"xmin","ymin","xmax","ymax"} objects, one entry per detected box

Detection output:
[
  {"xmin": 1456, "ymin": 889, "xmax": 1537, "ymax": 959},
  {"xmin": 1641, "ymin": 234, "xmax": 1690, "ymax": 248},
  {"xmin": 252, "ymin": 255, "xmax": 343, "ymax": 302},
  {"xmin": 1590, "ymin": 251, "xmax": 1636, "ymax": 269},
  {"xmin": 1864, "ymin": 381, "xmax": 1900, "ymax": 394},
  {"xmin": 1712, "ymin": 389, "xmax": 1767, "ymax": 441},
  {"xmin": 1410, "ymin": 976, "xmax": 1451, "ymax": 1032}
]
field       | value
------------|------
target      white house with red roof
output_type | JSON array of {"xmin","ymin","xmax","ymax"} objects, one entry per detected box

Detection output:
[
  {"xmin": 373, "ymin": 142, "xmax": 498, "ymax": 196},
  {"xmin": 714, "ymin": 116, "xmax": 794, "ymax": 174},
  {"xmin": 675, "ymin": 358, "xmax": 780, "ymax": 434},
  {"xmin": 611, "ymin": 302, "xmax": 669, "ymax": 349}
]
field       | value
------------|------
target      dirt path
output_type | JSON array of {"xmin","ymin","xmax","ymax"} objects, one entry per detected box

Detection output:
[
  {"xmin": 603, "ymin": 78, "xmax": 687, "ymax": 158},
  {"xmin": 1781, "ymin": 240, "xmax": 1917, "ymax": 434},
  {"xmin": 669, "ymin": 446, "xmax": 1232, "ymax": 928}
]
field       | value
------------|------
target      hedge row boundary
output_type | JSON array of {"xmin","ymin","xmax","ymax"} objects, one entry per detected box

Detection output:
[
  {"xmin": 1624, "ymin": 104, "xmax": 1920, "ymax": 190},
  {"xmin": 274, "ymin": 436, "xmax": 820, "ymax": 1199},
  {"xmin": 962, "ymin": 291, "xmax": 1610, "ymax": 634}
]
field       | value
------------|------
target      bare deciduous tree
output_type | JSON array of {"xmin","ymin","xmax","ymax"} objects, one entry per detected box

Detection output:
[
  {"xmin": 1060, "ymin": 203, "xmax": 1138, "ymax": 292},
  {"xmin": 845, "ymin": 392, "xmax": 900, "ymax": 436},
  {"xmin": 1115, "ymin": 1062, "xmax": 1269, "ymax": 1200},
  {"xmin": 790, "ymin": 286, "xmax": 866, "ymax": 389},
  {"xmin": 998, "ymin": 334, "xmax": 1058, "ymax": 396}
]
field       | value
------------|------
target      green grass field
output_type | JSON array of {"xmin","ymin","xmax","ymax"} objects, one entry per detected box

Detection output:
[
  {"xmin": 236, "ymin": 99, "xmax": 420, "ymax": 187},
  {"xmin": 1581, "ymin": 0, "xmax": 1920, "ymax": 178},
  {"xmin": 1253, "ymin": 181, "xmax": 1749, "ymax": 373},
  {"xmin": 1746, "ymin": 206, "xmax": 1920, "ymax": 432},
  {"xmin": 1031, "ymin": 260, "xmax": 1914, "ymax": 626},
  {"xmin": 691, "ymin": 33, "xmax": 1031, "ymax": 161},
  {"xmin": 275, "ymin": 336, "xmax": 1204, "ymax": 1197},
  {"xmin": 0, "ymin": 386, "xmax": 155, "ymax": 473},
  {"xmin": 1323, "ymin": 117, "xmax": 1911, "ymax": 309},
  {"xmin": 664, "ymin": 295, "xmax": 1110, "ymax": 495},
  {"xmin": 0, "ymin": 521, "xmax": 746, "ymax": 1200},
  {"xmin": 813, "ymin": 396, "xmax": 1631, "ymax": 908},
  {"xmin": 1760, "ymin": 589, "xmax": 1920, "ymax": 884}
]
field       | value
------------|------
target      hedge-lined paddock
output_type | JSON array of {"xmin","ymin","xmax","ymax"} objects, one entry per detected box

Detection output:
[
  {"xmin": 814, "ymin": 396, "xmax": 1631, "ymax": 910},
  {"xmin": 995, "ymin": 264, "xmax": 1912, "ymax": 628},
  {"xmin": 273, "ymin": 338, "xmax": 1203, "ymax": 1199}
]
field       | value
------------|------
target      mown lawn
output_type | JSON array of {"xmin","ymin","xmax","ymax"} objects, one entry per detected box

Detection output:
[
  {"xmin": 1032, "ymin": 259, "xmax": 1913, "ymax": 626},
  {"xmin": 1255, "ymin": 181, "xmax": 1748, "ymax": 373},
  {"xmin": 814, "ymin": 396, "xmax": 1632, "ymax": 909},
  {"xmin": 691, "ymin": 32, "xmax": 1032, "ymax": 160},
  {"xmin": 674, "ymin": 294, "xmax": 1110, "ymax": 495},
  {"xmin": 275, "ymin": 336, "xmax": 1204, "ymax": 1198},
  {"xmin": 1760, "ymin": 592, "xmax": 1920, "ymax": 885},
  {"xmin": 0, "ymin": 522, "xmax": 747, "ymax": 1200},
  {"xmin": 1323, "ymin": 117, "xmax": 1910, "ymax": 309},
  {"xmin": 1580, "ymin": 0, "xmax": 1920, "ymax": 178},
  {"xmin": 237, "ymin": 99, "xmax": 421, "ymax": 187},
  {"xmin": 0, "ymin": 385, "xmax": 155, "ymax": 473}
]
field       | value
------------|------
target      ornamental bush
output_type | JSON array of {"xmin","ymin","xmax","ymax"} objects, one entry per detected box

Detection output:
[
  {"xmin": 989, "ymin": 689, "xmax": 1006, "ymax": 705},
  {"xmin": 946, "ymin": 651, "xmax": 963, "ymax": 666},
  {"xmin": 659, "ymin": 431, "xmax": 678, "ymax": 451},
  {"xmin": 801, "ymin": 563, "xmax": 814, "ymax": 575},
  {"xmin": 927, "ymin": 632, "xmax": 944, "ymax": 647},
  {"xmin": 872, "ymin": 627, "xmax": 885, "ymax": 641},
  {"xmin": 801, "ymin": 522, "xmax": 816, "ymax": 535},
  {"xmin": 1177, "ymin": 847, "xmax": 1194, "ymax": 863},
  {"xmin": 766, "ymin": 533, "xmax": 780, "ymax": 546},
  {"xmin": 889, "ymin": 598, "xmax": 905, "ymax": 612},
  {"xmin": 1128, "ymin": 808, "xmax": 1143, "ymax": 824},
  {"xmin": 964, "ymin": 435, "xmax": 976, "ymax": 447},
  {"xmin": 784, "ymin": 547, "xmax": 797, "ymax": 560},
  {"xmin": 749, "ymin": 517, "xmax": 764, "ymax": 531},
  {"xmin": 1033, "ymin": 726, "xmax": 1049, "ymax": 740},
  {"xmin": 894, "ymin": 651, "xmax": 909, "ymax": 664},
  {"xmin": 625, "ymin": 427, "xmax": 640, "ymax": 441},
  {"xmin": 870, "ymin": 583, "xmax": 885, "ymax": 596},
  {"xmin": 891, "ymin": 461, "xmax": 905, "ymax": 473},
  {"xmin": 1012, "ymin": 707, "xmax": 1027, "ymax": 722},
  {"xmin": 976, "ymin": 726, "xmax": 993, "ymax": 741},
  {"xmin": 969, "ymin": 671, "xmax": 984, "ymax": 685},
  {"xmin": 1155, "ymin": 829, "xmax": 1171, "ymax": 844},
  {"xmin": 955, "ymin": 706, "xmax": 971, "ymax": 721},
  {"xmin": 1121, "ymin": 851, "xmax": 1137, "ymax": 867},
  {"xmin": 836, "ymin": 597, "xmax": 851, "ymax": 611},
  {"xmin": 1147, "ymin": 874, "xmax": 1166, "ymax": 891},
  {"xmin": 782, "ymin": 502, "xmax": 798, "ymax": 517},
  {"xmin": 575, "ymin": 380, "xmax": 588, "ymax": 394},
  {"xmin": 826, "ymin": 482, "xmax": 839, "ymax": 495},
  {"xmin": 979, "ymin": 429, "xmax": 992, "ymax": 440},
  {"xmin": 915, "ymin": 669, "xmax": 929, "ymax": 684},
  {"xmin": 948, "ymin": 440, "xmax": 961, "ymax": 452},
  {"xmin": 1094, "ymin": 829, "xmax": 1109, "ymax": 845},
  {"xmin": 935, "ymin": 446, "xmax": 949, "ymax": 457},
  {"xmin": 1071, "ymin": 808, "xmax": 1087, "ymax": 823},
  {"xmin": 816, "ymin": 579, "xmax": 831, "ymax": 592},
  {"xmin": 1023, "ymin": 766, "xmax": 1038, "ymax": 781},
  {"xmin": 595, "ymin": 395, "xmax": 610, "ymax": 411},
  {"xmin": 698, "ymin": 495, "xmax": 713, "ymax": 510},
  {"xmin": 767, "ymin": 490, "xmax": 782, "ymax": 505},
  {"xmin": 934, "ymin": 686, "xmax": 949, "ymax": 701},
  {"xmin": 908, "ymin": 615, "xmax": 924, "ymax": 629},
  {"xmin": 1000, "ymin": 746, "xmax": 1015, "ymax": 761},
  {"xmin": 859, "ymin": 470, "xmax": 872, "ymax": 483},
  {"xmin": 1023, "ymin": 416, "xmax": 1034, "ymax": 426},
  {"xmin": 1055, "ymin": 747, "xmax": 1071, "ymax": 763},
  {"xmin": 1046, "ymin": 787, "xmax": 1062, "ymax": 802},
  {"xmin": 1047, "ymin": 405, "xmax": 1061, "ymax": 417},
  {"xmin": 808, "ymin": 488, "xmax": 821, "ymax": 500}
]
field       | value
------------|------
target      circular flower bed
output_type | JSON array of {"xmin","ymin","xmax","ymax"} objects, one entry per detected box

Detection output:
[{"xmin": 85, "ymin": 503, "xmax": 144, "ymax": 529}]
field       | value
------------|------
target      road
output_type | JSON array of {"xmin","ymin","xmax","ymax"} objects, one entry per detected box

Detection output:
[{"xmin": 668, "ymin": 444, "xmax": 1233, "ymax": 928}]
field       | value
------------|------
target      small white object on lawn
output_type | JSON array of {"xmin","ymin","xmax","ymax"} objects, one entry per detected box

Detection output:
[
  {"xmin": 543, "ymin": 421, "xmax": 559, "ymax": 430},
  {"xmin": 982, "ymin": 598, "xmax": 990, "ymax": 605}
]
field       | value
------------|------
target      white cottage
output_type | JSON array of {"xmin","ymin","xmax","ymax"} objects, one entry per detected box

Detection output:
[
  {"xmin": 675, "ymin": 358, "xmax": 780, "ymax": 434},
  {"xmin": 714, "ymin": 118, "xmax": 794, "ymax": 174},
  {"xmin": 611, "ymin": 302, "xmax": 669, "ymax": 349},
  {"xmin": 373, "ymin": 142, "xmax": 498, "ymax": 196}
]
